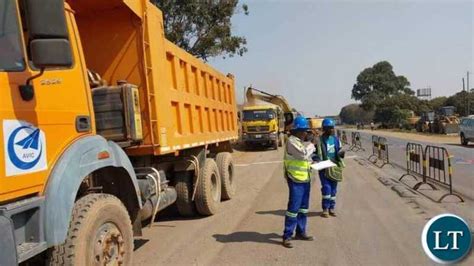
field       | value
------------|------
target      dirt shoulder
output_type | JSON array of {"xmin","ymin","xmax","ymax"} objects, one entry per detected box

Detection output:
[{"xmin": 355, "ymin": 129, "xmax": 460, "ymax": 144}]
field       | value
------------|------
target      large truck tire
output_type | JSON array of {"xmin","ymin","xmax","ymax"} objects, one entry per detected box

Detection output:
[
  {"xmin": 175, "ymin": 171, "xmax": 197, "ymax": 216},
  {"xmin": 48, "ymin": 194, "xmax": 133, "ymax": 266},
  {"xmin": 216, "ymin": 152, "xmax": 236, "ymax": 200},
  {"xmin": 195, "ymin": 159, "xmax": 221, "ymax": 215},
  {"xmin": 272, "ymin": 140, "xmax": 278, "ymax": 150},
  {"xmin": 278, "ymin": 133, "xmax": 284, "ymax": 147}
]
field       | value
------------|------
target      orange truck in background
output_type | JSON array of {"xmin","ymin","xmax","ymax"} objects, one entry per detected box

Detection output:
[{"xmin": 0, "ymin": 0, "xmax": 237, "ymax": 264}]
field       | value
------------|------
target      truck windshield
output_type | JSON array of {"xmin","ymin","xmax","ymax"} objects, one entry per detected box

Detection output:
[
  {"xmin": 0, "ymin": 0, "xmax": 25, "ymax": 72},
  {"xmin": 242, "ymin": 109, "xmax": 275, "ymax": 121}
]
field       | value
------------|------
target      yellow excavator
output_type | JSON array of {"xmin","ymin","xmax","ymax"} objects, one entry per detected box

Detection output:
[{"xmin": 241, "ymin": 87, "xmax": 295, "ymax": 149}]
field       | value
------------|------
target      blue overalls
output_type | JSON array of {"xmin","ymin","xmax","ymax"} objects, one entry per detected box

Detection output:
[
  {"xmin": 283, "ymin": 179, "xmax": 311, "ymax": 240},
  {"xmin": 319, "ymin": 136, "xmax": 340, "ymax": 210}
]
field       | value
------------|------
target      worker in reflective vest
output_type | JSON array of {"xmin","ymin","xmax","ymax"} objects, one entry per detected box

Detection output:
[
  {"xmin": 282, "ymin": 116, "xmax": 315, "ymax": 248},
  {"xmin": 314, "ymin": 118, "xmax": 345, "ymax": 218}
]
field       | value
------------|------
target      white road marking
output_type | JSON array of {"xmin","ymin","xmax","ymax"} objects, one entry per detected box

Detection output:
[
  {"xmin": 235, "ymin": 160, "xmax": 283, "ymax": 167},
  {"xmin": 345, "ymin": 155, "xmax": 358, "ymax": 159}
]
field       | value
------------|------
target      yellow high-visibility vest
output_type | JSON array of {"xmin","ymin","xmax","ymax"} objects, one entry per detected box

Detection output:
[{"xmin": 284, "ymin": 138, "xmax": 311, "ymax": 182}]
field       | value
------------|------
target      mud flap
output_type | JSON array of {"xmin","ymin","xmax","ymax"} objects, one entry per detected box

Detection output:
[{"xmin": 0, "ymin": 216, "xmax": 18, "ymax": 266}]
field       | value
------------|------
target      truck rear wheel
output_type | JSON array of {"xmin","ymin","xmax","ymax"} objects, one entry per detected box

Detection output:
[
  {"xmin": 216, "ymin": 152, "xmax": 236, "ymax": 200},
  {"xmin": 175, "ymin": 171, "xmax": 197, "ymax": 216},
  {"xmin": 48, "ymin": 194, "xmax": 133, "ymax": 266},
  {"xmin": 195, "ymin": 159, "xmax": 221, "ymax": 215}
]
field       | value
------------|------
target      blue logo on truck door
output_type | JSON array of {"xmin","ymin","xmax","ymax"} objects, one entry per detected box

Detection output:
[{"xmin": 3, "ymin": 120, "xmax": 47, "ymax": 176}]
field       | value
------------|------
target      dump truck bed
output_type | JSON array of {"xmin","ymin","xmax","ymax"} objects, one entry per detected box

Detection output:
[{"xmin": 68, "ymin": 0, "xmax": 237, "ymax": 156}]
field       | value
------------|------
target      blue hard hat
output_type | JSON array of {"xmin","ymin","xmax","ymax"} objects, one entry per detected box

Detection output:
[
  {"xmin": 293, "ymin": 116, "xmax": 310, "ymax": 131},
  {"xmin": 322, "ymin": 118, "xmax": 335, "ymax": 128}
]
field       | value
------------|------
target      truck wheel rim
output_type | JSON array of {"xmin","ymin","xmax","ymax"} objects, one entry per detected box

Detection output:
[
  {"xmin": 228, "ymin": 165, "xmax": 234, "ymax": 187},
  {"xmin": 94, "ymin": 222, "xmax": 125, "ymax": 266},
  {"xmin": 211, "ymin": 173, "xmax": 219, "ymax": 201}
]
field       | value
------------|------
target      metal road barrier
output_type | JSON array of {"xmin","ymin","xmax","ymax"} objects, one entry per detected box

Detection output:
[
  {"xmin": 399, "ymin": 143, "xmax": 464, "ymax": 203},
  {"xmin": 350, "ymin": 132, "xmax": 364, "ymax": 151},
  {"xmin": 368, "ymin": 135, "xmax": 380, "ymax": 162},
  {"xmin": 399, "ymin": 143, "xmax": 424, "ymax": 181},
  {"xmin": 368, "ymin": 136, "xmax": 392, "ymax": 168},
  {"xmin": 419, "ymin": 146, "xmax": 463, "ymax": 202},
  {"xmin": 376, "ymin": 137, "xmax": 391, "ymax": 168},
  {"xmin": 341, "ymin": 131, "xmax": 348, "ymax": 145}
]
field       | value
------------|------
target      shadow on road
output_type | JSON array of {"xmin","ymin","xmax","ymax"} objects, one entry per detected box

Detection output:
[
  {"xmin": 213, "ymin": 232, "xmax": 281, "ymax": 245},
  {"xmin": 256, "ymin": 209, "xmax": 323, "ymax": 217},
  {"xmin": 134, "ymin": 239, "xmax": 149, "ymax": 251},
  {"xmin": 446, "ymin": 143, "xmax": 474, "ymax": 149}
]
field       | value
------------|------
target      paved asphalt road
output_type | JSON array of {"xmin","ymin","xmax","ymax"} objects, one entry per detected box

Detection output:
[
  {"xmin": 343, "ymin": 129, "xmax": 474, "ymax": 200},
  {"xmin": 132, "ymin": 147, "xmax": 473, "ymax": 265}
]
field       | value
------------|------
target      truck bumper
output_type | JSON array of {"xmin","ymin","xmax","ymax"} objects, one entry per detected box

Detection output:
[
  {"xmin": 242, "ymin": 132, "xmax": 278, "ymax": 144},
  {"xmin": 0, "ymin": 215, "xmax": 18, "ymax": 266}
]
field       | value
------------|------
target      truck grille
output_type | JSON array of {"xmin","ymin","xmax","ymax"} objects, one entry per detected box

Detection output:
[{"xmin": 247, "ymin": 126, "xmax": 270, "ymax": 132}]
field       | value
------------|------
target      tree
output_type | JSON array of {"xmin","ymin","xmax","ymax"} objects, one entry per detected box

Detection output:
[
  {"xmin": 351, "ymin": 61, "xmax": 413, "ymax": 111},
  {"xmin": 374, "ymin": 107, "xmax": 411, "ymax": 127},
  {"xmin": 153, "ymin": 0, "xmax": 249, "ymax": 60},
  {"xmin": 378, "ymin": 94, "xmax": 431, "ymax": 115},
  {"xmin": 445, "ymin": 91, "xmax": 474, "ymax": 116},
  {"xmin": 339, "ymin": 104, "xmax": 374, "ymax": 124}
]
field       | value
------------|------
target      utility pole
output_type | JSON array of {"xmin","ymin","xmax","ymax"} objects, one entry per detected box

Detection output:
[
  {"xmin": 468, "ymin": 72, "xmax": 471, "ymax": 116},
  {"xmin": 462, "ymin": 78, "xmax": 465, "ymax": 91}
]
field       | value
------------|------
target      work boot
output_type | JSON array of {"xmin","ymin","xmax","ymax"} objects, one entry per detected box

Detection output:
[
  {"xmin": 282, "ymin": 238, "xmax": 293, "ymax": 248},
  {"xmin": 294, "ymin": 233, "xmax": 314, "ymax": 241},
  {"xmin": 321, "ymin": 209, "xmax": 329, "ymax": 218},
  {"xmin": 329, "ymin": 209, "xmax": 337, "ymax": 217}
]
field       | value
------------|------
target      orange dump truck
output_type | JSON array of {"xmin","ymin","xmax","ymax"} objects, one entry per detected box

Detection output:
[{"xmin": 0, "ymin": 0, "xmax": 237, "ymax": 264}]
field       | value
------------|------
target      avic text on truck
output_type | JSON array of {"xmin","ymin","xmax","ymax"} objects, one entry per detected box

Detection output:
[{"xmin": 0, "ymin": 0, "xmax": 238, "ymax": 264}]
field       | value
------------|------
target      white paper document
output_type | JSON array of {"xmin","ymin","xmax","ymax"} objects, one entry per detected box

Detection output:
[{"xmin": 311, "ymin": 160, "xmax": 337, "ymax": 171}]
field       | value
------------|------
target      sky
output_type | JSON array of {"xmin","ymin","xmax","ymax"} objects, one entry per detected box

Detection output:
[{"xmin": 209, "ymin": 0, "xmax": 473, "ymax": 117}]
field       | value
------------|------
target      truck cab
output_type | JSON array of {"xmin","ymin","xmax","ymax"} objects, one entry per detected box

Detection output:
[
  {"xmin": 241, "ymin": 105, "xmax": 284, "ymax": 149},
  {"xmin": 1, "ymin": 1, "xmax": 238, "ymax": 264}
]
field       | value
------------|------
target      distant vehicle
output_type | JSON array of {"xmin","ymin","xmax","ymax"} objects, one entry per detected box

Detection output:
[
  {"xmin": 459, "ymin": 115, "xmax": 474, "ymax": 145},
  {"xmin": 432, "ymin": 106, "xmax": 461, "ymax": 134},
  {"xmin": 416, "ymin": 111, "xmax": 435, "ymax": 133},
  {"xmin": 241, "ymin": 87, "xmax": 294, "ymax": 149},
  {"xmin": 406, "ymin": 111, "xmax": 420, "ymax": 130},
  {"xmin": 307, "ymin": 117, "xmax": 324, "ymax": 131}
]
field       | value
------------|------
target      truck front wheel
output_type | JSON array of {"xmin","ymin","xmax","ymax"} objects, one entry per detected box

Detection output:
[{"xmin": 48, "ymin": 194, "xmax": 133, "ymax": 266}]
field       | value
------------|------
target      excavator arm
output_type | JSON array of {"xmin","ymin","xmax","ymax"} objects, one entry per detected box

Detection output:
[
  {"xmin": 246, "ymin": 87, "xmax": 296, "ymax": 128},
  {"xmin": 246, "ymin": 87, "xmax": 293, "ymax": 113}
]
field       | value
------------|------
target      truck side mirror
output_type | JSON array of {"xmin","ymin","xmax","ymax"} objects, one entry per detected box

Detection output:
[
  {"xmin": 30, "ymin": 39, "xmax": 73, "ymax": 68},
  {"xmin": 284, "ymin": 112, "xmax": 294, "ymax": 126},
  {"xmin": 19, "ymin": 0, "xmax": 73, "ymax": 101},
  {"xmin": 24, "ymin": 0, "xmax": 73, "ymax": 68}
]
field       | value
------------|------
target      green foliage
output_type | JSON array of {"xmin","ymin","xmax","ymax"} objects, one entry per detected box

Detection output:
[
  {"xmin": 374, "ymin": 107, "xmax": 411, "ymax": 126},
  {"xmin": 378, "ymin": 94, "xmax": 431, "ymax": 115},
  {"xmin": 153, "ymin": 0, "xmax": 249, "ymax": 60},
  {"xmin": 352, "ymin": 61, "xmax": 413, "ymax": 111},
  {"xmin": 339, "ymin": 104, "xmax": 374, "ymax": 124},
  {"xmin": 429, "ymin": 96, "xmax": 448, "ymax": 111},
  {"xmin": 445, "ymin": 91, "xmax": 474, "ymax": 116}
]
